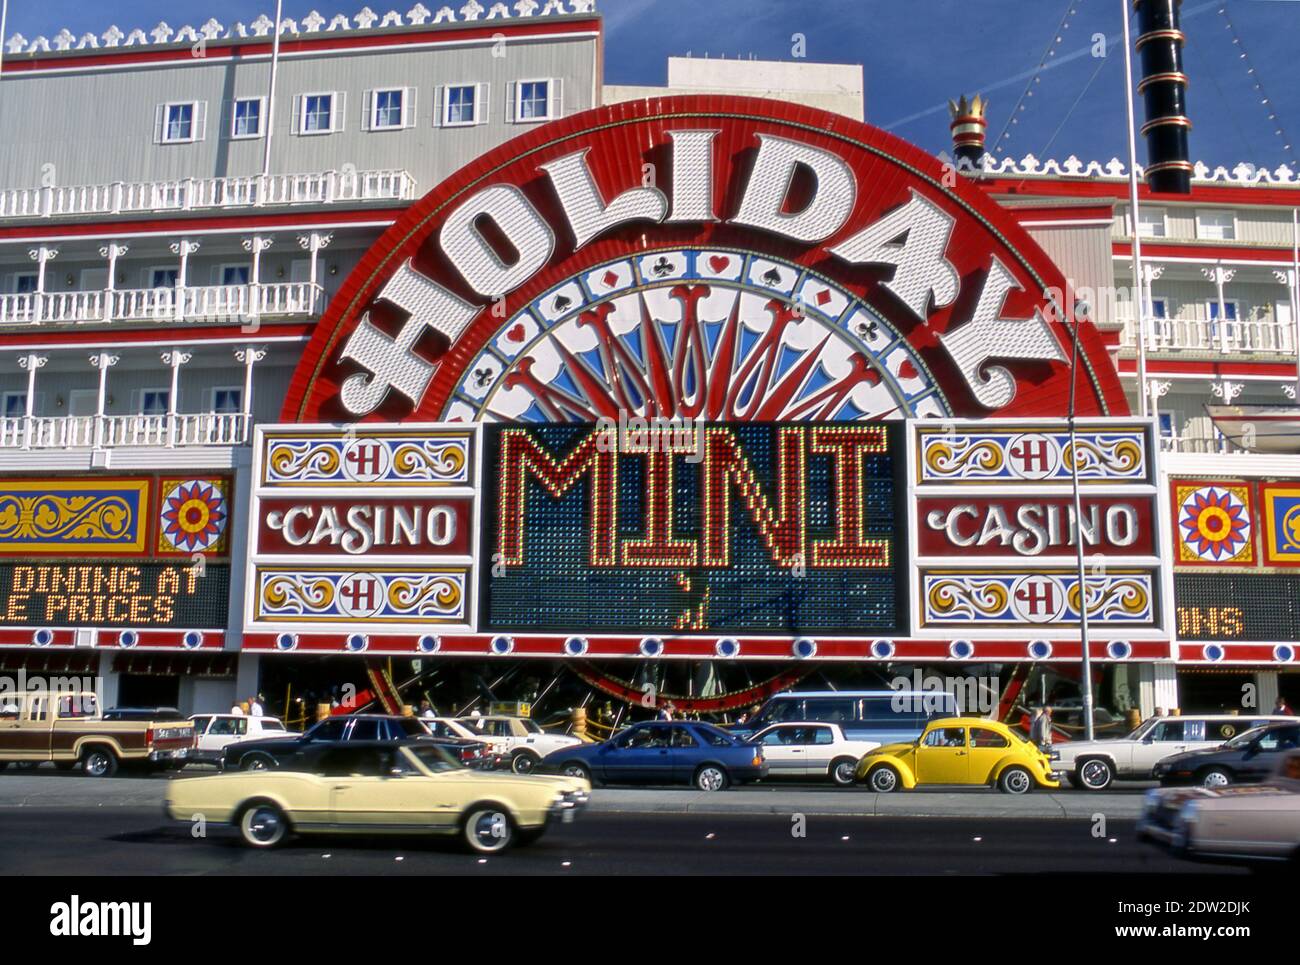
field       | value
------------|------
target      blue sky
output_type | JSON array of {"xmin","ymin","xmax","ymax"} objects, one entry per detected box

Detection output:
[{"xmin": 4, "ymin": 0, "xmax": 1297, "ymax": 170}]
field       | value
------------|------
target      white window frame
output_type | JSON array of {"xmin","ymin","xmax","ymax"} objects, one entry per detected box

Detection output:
[
  {"xmin": 1132, "ymin": 206, "xmax": 1168, "ymax": 239},
  {"xmin": 440, "ymin": 82, "xmax": 487, "ymax": 127},
  {"xmin": 512, "ymin": 77, "xmax": 561, "ymax": 123},
  {"xmin": 1207, "ymin": 299, "xmax": 1241, "ymax": 322},
  {"xmin": 156, "ymin": 101, "xmax": 206, "ymax": 144},
  {"xmin": 1149, "ymin": 297, "xmax": 1169, "ymax": 319},
  {"xmin": 147, "ymin": 266, "xmax": 180, "ymax": 290},
  {"xmin": 135, "ymin": 387, "xmax": 171, "ymax": 417},
  {"xmin": 230, "ymin": 97, "xmax": 266, "ymax": 140},
  {"xmin": 294, "ymin": 91, "xmax": 345, "ymax": 136},
  {"xmin": 2, "ymin": 391, "xmax": 29, "ymax": 420},
  {"xmin": 363, "ymin": 87, "xmax": 415, "ymax": 132},
  {"xmin": 217, "ymin": 264, "xmax": 252, "ymax": 287},
  {"xmin": 1196, "ymin": 208, "xmax": 1238, "ymax": 242},
  {"xmin": 11, "ymin": 272, "xmax": 38, "ymax": 294},
  {"xmin": 209, "ymin": 386, "xmax": 244, "ymax": 415}
]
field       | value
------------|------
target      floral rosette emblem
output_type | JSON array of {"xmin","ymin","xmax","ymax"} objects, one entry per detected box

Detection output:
[{"xmin": 159, "ymin": 479, "xmax": 228, "ymax": 553}]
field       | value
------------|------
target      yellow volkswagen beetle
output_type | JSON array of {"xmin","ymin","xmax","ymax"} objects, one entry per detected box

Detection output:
[
  {"xmin": 164, "ymin": 741, "xmax": 591, "ymax": 852},
  {"xmin": 853, "ymin": 718, "xmax": 1059, "ymax": 794}
]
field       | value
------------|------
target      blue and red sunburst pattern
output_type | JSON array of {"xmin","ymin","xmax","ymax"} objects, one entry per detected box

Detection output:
[
  {"xmin": 1176, "ymin": 483, "xmax": 1254, "ymax": 565},
  {"xmin": 158, "ymin": 478, "xmax": 229, "ymax": 555},
  {"xmin": 444, "ymin": 249, "xmax": 952, "ymax": 425}
]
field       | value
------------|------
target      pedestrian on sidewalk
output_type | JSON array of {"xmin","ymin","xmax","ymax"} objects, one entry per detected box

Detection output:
[{"xmin": 1029, "ymin": 705, "xmax": 1053, "ymax": 753}]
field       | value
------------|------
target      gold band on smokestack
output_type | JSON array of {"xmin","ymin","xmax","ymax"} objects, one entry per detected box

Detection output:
[{"xmin": 948, "ymin": 94, "xmax": 988, "ymax": 165}]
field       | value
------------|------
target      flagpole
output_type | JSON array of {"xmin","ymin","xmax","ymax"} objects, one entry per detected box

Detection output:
[{"xmin": 1122, "ymin": 0, "xmax": 1150, "ymax": 418}]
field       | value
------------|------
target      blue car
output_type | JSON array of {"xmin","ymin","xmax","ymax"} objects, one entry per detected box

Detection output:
[{"xmin": 542, "ymin": 720, "xmax": 767, "ymax": 791}]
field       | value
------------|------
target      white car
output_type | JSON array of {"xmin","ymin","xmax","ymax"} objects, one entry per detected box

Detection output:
[
  {"xmin": 750, "ymin": 722, "xmax": 880, "ymax": 786},
  {"xmin": 1055, "ymin": 714, "xmax": 1292, "ymax": 790},
  {"xmin": 189, "ymin": 714, "xmax": 297, "ymax": 766},
  {"xmin": 457, "ymin": 715, "xmax": 582, "ymax": 774},
  {"xmin": 424, "ymin": 717, "xmax": 508, "ymax": 761}
]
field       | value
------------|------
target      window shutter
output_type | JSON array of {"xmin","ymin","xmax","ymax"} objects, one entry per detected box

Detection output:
[
  {"xmin": 193, "ymin": 101, "xmax": 208, "ymax": 142},
  {"xmin": 403, "ymin": 87, "xmax": 417, "ymax": 128},
  {"xmin": 220, "ymin": 100, "xmax": 232, "ymax": 138},
  {"xmin": 477, "ymin": 82, "xmax": 489, "ymax": 124},
  {"xmin": 549, "ymin": 78, "xmax": 563, "ymax": 120},
  {"xmin": 361, "ymin": 90, "xmax": 373, "ymax": 132},
  {"xmin": 291, "ymin": 95, "xmax": 302, "ymax": 135},
  {"xmin": 333, "ymin": 91, "xmax": 346, "ymax": 132},
  {"xmin": 507, "ymin": 82, "xmax": 519, "ymax": 122},
  {"xmin": 433, "ymin": 86, "xmax": 444, "ymax": 127},
  {"xmin": 154, "ymin": 104, "xmax": 166, "ymax": 144}
]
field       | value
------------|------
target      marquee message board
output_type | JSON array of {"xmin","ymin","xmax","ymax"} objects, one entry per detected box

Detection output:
[{"xmin": 482, "ymin": 422, "xmax": 905, "ymax": 635}]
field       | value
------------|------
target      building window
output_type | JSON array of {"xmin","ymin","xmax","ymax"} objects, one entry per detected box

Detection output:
[
  {"xmin": 1197, "ymin": 209, "xmax": 1237, "ymax": 241},
  {"xmin": 2, "ymin": 393, "xmax": 27, "ymax": 419},
  {"xmin": 156, "ymin": 102, "xmax": 206, "ymax": 144},
  {"xmin": 232, "ymin": 98, "xmax": 263, "ymax": 139},
  {"xmin": 295, "ymin": 93, "xmax": 344, "ymax": 135},
  {"xmin": 442, "ymin": 84, "xmax": 485, "ymax": 126},
  {"xmin": 12, "ymin": 274, "xmax": 37, "ymax": 294},
  {"xmin": 1208, "ymin": 300, "xmax": 1239, "ymax": 321},
  {"xmin": 138, "ymin": 389, "xmax": 170, "ymax": 417},
  {"xmin": 514, "ymin": 79, "xmax": 559, "ymax": 122},
  {"xmin": 1149, "ymin": 298, "xmax": 1168, "ymax": 319},
  {"xmin": 1277, "ymin": 300, "xmax": 1295, "ymax": 327},
  {"xmin": 366, "ymin": 88, "xmax": 412, "ymax": 130},
  {"xmin": 211, "ymin": 388, "xmax": 243, "ymax": 414},
  {"xmin": 1135, "ymin": 207, "xmax": 1167, "ymax": 238},
  {"xmin": 1157, "ymin": 412, "xmax": 1175, "ymax": 438},
  {"xmin": 221, "ymin": 266, "xmax": 251, "ymax": 286},
  {"xmin": 150, "ymin": 268, "xmax": 179, "ymax": 289}
]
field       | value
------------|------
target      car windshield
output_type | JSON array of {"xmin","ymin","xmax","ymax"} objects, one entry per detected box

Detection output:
[
  {"xmin": 1224, "ymin": 726, "xmax": 1269, "ymax": 749},
  {"xmin": 401, "ymin": 744, "xmax": 464, "ymax": 774}
]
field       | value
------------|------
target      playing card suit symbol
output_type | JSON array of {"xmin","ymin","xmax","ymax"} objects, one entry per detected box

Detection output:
[
  {"xmin": 896, "ymin": 359, "xmax": 919, "ymax": 380},
  {"xmin": 506, "ymin": 323, "xmax": 526, "ymax": 343},
  {"xmin": 708, "ymin": 255, "xmax": 730, "ymax": 273},
  {"xmin": 815, "ymin": 289, "xmax": 832, "ymax": 306},
  {"xmin": 602, "ymin": 270, "xmax": 620, "ymax": 288},
  {"xmin": 552, "ymin": 294, "xmax": 572, "ymax": 312},
  {"xmin": 762, "ymin": 267, "xmax": 782, "ymax": 286}
]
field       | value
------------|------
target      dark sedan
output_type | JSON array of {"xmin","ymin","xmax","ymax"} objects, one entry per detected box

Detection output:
[
  {"xmin": 541, "ymin": 720, "xmax": 767, "ymax": 791},
  {"xmin": 221, "ymin": 714, "xmax": 488, "ymax": 771},
  {"xmin": 1153, "ymin": 721, "xmax": 1300, "ymax": 788}
]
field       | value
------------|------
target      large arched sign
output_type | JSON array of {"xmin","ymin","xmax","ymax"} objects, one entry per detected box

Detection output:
[
  {"xmin": 284, "ymin": 96, "xmax": 1125, "ymax": 423},
  {"xmin": 257, "ymin": 98, "xmax": 1151, "ymax": 709}
]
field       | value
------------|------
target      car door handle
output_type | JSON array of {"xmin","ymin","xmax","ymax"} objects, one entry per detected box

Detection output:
[{"xmin": 955, "ymin": 751, "xmax": 966, "ymax": 756}]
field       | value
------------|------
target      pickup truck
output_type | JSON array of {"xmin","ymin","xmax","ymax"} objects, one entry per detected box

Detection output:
[{"xmin": 0, "ymin": 691, "xmax": 194, "ymax": 776}]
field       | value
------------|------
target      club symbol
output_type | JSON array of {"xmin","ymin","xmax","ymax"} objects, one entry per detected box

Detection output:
[
  {"xmin": 651, "ymin": 256, "xmax": 674, "ymax": 277},
  {"xmin": 473, "ymin": 367, "xmax": 495, "ymax": 388},
  {"xmin": 855, "ymin": 320, "xmax": 879, "ymax": 340}
]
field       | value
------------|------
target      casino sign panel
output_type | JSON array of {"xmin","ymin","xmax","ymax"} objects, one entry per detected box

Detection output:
[{"xmin": 251, "ymin": 95, "xmax": 1159, "ymax": 662}]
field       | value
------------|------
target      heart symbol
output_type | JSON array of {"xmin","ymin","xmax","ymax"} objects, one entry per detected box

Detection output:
[
  {"xmin": 708, "ymin": 255, "xmax": 729, "ymax": 273},
  {"xmin": 897, "ymin": 359, "xmax": 919, "ymax": 380},
  {"xmin": 506, "ymin": 323, "xmax": 526, "ymax": 343}
]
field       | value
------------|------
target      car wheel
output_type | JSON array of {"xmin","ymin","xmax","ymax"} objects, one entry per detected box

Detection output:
[
  {"xmin": 463, "ymin": 805, "xmax": 515, "ymax": 854},
  {"xmin": 241, "ymin": 754, "xmax": 275, "ymax": 771},
  {"xmin": 1199, "ymin": 767, "xmax": 1233, "ymax": 788},
  {"xmin": 80, "ymin": 747, "xmax": 117, "ymax": 778},
  {"xmin": 561, "ymin": 762, "xmax": 591, "ymax": 783},
  {"xmin": 998, "ymin": 766, "xmax": 1033, "ymax": 795},
  {"xmin": 830, "ymin": 757, "xmax": 859, "ymax": 787},
  {"xmin": 868, "ymin": 764, "xmax": 901, "ymax": 793},
  {"xmin": 1076, "ymin": 757, "xmax": 1114, "ymax": 791},
  {"xmin": 238, "ymin": 802, "xmax": 289, "ymax": 848},
  {"xmin": 694, "ymin": 765, "xmax": 729, "ymax": 791},
  {"xmin": 511, "ymin": 752, "xmax": 540, "ymax": 775}
]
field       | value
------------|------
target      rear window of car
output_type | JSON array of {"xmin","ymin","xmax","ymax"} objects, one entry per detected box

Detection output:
[
  {"xmin": 391, "ymin": 718, "xmax": 428, "ymax": 738},
  {"xmin": 694, "ymin": 724, "xmax": 736, "ymax": 747},
  {"xmin": 259, "ymin": 720, "xmax": 285, "ymax": 731}
]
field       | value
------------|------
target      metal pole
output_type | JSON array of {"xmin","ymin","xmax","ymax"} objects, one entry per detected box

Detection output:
[
  {"xmin": 260, "ymin": 0, "xmax": 284, "ymax": 180},
  {"xmin": 1122, "ymin": 0, "xmax": 1149, "ymax": 417},
  {"xmin": 0, "ymin": 0, "xmax": 9, "ymax": 86},
  {"xmin": 1068, "ymin": 299, "xmax": 1096, "ymax": 742}
]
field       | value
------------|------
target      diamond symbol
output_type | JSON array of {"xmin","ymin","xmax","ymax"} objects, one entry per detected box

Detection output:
[
  {"xmin": 602, "ymin": 270, "xmax": 619, "ymax": 288},
  {"xmin": 815, "ymin": 289, "xmax": 832, "ymax": 306}
]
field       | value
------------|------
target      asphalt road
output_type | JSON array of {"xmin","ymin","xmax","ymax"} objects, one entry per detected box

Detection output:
[{"xmin": 0, "ymin": 805, "xmax": 1230, "ymax": 875}]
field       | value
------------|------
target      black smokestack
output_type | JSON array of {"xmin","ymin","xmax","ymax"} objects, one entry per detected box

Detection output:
[{"xmin": 1135, "ymin": 0, "xmax": 1192, "ymax": 193}]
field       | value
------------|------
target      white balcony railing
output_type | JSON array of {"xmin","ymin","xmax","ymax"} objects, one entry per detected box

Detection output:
[
  {"xmin": 0, "ymin": 413, "xmax": 250, "ymax": 450},
  {"xmin": 0, "ymin": 282, "xmax": 322, "ymax": 326},
  {"xmin": 0, "ymin": 169, "xmax": 417, "ymax": 220},
  {"xmin": 1119, "ymin": 315, "xmax": 1297, "ymax": 356}
]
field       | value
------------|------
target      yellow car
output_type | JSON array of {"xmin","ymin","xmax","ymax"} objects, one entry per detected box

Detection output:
[
  {"xmin": 164, "ymin": 741, "xmax": 591, "ymax": 852},
  {"xmin": 853, "ymin": 718, "xmax": 1060, "ymax": 794}
]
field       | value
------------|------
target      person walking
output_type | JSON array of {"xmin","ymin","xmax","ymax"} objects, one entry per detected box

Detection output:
[{"xmin": 1029, "ymin": 705, "xmax": 1053, "ymax": 753}]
